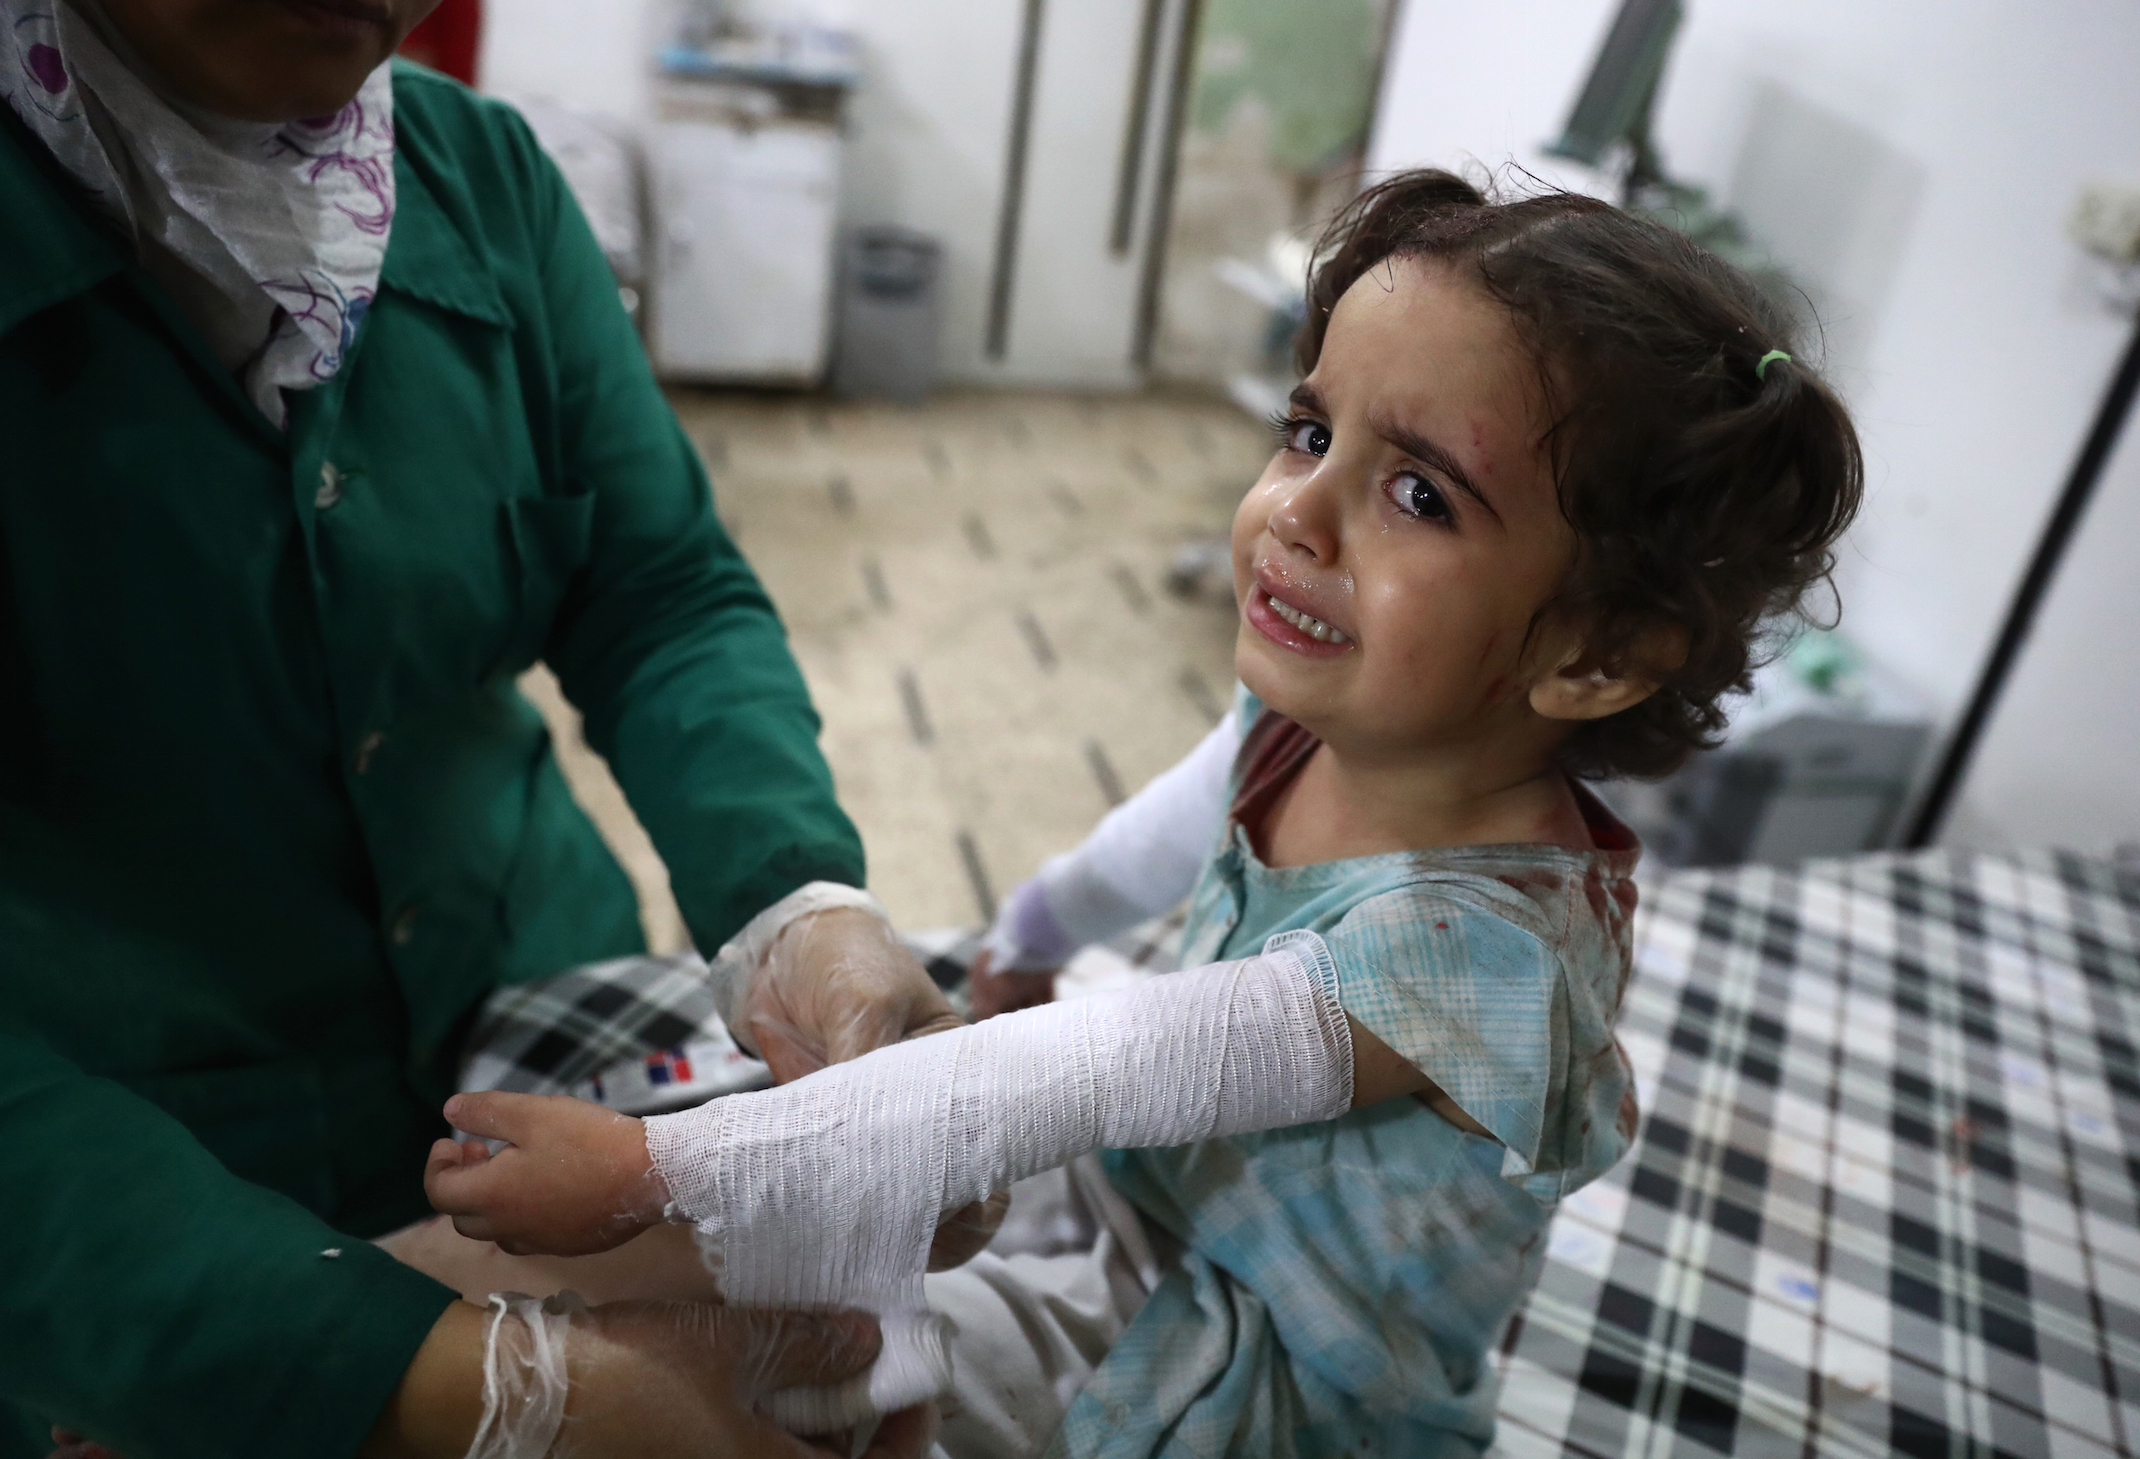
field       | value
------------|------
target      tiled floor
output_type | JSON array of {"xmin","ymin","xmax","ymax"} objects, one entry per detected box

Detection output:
[{"xmin": 526, "ymin": 387, "xmax": 1273, "ymax": 948}]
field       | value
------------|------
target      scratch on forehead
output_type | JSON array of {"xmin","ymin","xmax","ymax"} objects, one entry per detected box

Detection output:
[{"xmin": 1471, "ymin": 419, "xmax": 1493, "ymax": 474}]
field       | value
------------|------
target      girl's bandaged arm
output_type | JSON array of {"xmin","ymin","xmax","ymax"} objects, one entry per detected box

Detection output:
[
  {"xmin": 423, "ymin": 971, "xmax": 1434, "ymax": 1262},
  {"xmin": 643, "ymin": 931, "xmax": 1439, "ymax": 1433}
]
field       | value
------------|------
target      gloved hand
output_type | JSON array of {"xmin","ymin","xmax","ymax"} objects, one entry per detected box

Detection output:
[
  {"xmin": 369, "ymin": 1296, "xmax": 934, "ymax": 1459},
  {"xmin": 53, "ymin": 1301, "xmax": 930, "ymax": 1459},
  {"xmin": 738, "ymin": 907, "xmax": 960, "ymax": 1083},
  {"xmin": 738, "ymin": 906, "xmax": 1007, "ymax": 1269},
  {"xmin": 508, "ymin": 1298, "xmax": 935, "ymax": 1459}
]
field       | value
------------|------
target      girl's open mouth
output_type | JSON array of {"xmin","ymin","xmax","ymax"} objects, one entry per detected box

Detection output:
[
  {"xmin": 1246, "ymin": 590, "xmax": 1356, "ymax": 658},
  {"xmin": 1264, "ymin": 594, "xmax": 1347, "ymax": 643}
]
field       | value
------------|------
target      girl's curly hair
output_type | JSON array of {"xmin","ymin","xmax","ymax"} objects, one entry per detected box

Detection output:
[{"xmin": 1300, "ymin": 169, "xmax": 1864, "ymax": 780}]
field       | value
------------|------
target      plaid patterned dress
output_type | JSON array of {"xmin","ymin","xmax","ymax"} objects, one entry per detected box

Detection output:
[{"xmin": 1048, "ymin": 699, "xmax": 1644, "ymax": 1457}]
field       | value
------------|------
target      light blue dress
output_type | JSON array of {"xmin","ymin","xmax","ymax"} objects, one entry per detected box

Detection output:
[{"xmin": 1048, "ymin": 694, "xmax": 1642, "ymax": 1457}]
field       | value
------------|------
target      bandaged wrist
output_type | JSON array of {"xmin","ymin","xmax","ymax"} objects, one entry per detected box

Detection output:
[
  {"xmin": 708, "ymin": 881, "xmax": 890, "ymax": 1054},
  {"xmin": 644, "ymin": 929, "xmax": 1353, "ymax": 1434},
  {"xmin": 465, "ymin": 1291, "xmax": 581, "ymax": 1459}
]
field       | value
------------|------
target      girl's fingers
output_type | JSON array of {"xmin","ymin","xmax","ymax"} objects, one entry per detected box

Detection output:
[
  {"xmin": 425, "ymin": 1143, "xmax": 508, "ymax": 1216},
  {"xmin": 440, "ymin": 1090, "xmax": 529, "ymax": 1141},
  {"xmin": 423, "ymin": 1137, "xmax": 468, "ymax": 1171}
]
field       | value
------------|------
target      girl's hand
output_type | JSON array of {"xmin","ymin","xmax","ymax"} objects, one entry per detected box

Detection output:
[
  {"xmin": 424, "ymin": 1092, "xmax": 667, "ymax": 1256},
  {"xmin": 964, "ymin": 949, "xmax": 1058, "ymax": 1022}
]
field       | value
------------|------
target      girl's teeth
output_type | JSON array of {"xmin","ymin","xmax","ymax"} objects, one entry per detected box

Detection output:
[{"xmin": 1266, "ymin": 594, "xmax": 1350, "ymax": 644}]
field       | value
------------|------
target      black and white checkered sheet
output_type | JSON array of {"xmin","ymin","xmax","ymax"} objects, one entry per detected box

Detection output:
[
  {"xmin": 460, "ymin": 951, "xmax": 724, "ymax": 1097},
  {"xmin": 1498, "ymin": 849, "xmax": 2140, "ymax": 1459}
]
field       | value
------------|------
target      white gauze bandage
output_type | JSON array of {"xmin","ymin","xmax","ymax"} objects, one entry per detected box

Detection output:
[
  {"xmin": 644, "ymin": 929, "xmax": 1354, "ymax": 1434},
  {"xmin": 465, "ymin": 1291, "xmax": 582, "ymax": 1459}
]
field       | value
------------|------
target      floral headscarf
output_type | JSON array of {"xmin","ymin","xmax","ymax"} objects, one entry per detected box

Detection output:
[{"xmin": 0, "ymin": 0, "xmax": 394, "ymax": 425}]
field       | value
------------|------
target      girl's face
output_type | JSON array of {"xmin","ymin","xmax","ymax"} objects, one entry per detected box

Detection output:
[{"xmin": 1230, "ymin": 256, "xmax": 1579, "ymax": 767}]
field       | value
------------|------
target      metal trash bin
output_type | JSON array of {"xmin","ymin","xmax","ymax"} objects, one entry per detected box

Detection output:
[{"xmin": 831, "ymin": 226, "xmax": 942, "ymax": 402}]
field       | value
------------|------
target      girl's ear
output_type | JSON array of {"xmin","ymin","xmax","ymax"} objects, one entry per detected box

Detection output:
[{"xmin": 1528, "ymin": 621, "xmax": 1689, "ymax": 723}]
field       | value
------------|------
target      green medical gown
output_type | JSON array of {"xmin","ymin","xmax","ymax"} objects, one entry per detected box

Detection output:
[{"xmin": 0, "ymin": 62, "xmax": 863, "ymax": 1459}]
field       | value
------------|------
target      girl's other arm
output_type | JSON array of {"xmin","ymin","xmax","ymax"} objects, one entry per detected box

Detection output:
[
  {"xmin": 981, "ymin": 710, "xmax": 1243, "ymax": 972},
  {"xmin": 1346, "ymin": 1015, "xmax": 1491, "ymax": 1132}
]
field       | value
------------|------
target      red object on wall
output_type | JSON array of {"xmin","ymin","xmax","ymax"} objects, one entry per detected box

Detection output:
[{"xmin": 398, "ymin": 0, "xmax": 483, "ymax": 86}]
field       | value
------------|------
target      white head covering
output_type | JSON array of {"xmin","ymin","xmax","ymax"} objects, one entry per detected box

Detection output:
[{"xmin": 0, "ymin": 0, "xmax": 394, "ymax": 425}]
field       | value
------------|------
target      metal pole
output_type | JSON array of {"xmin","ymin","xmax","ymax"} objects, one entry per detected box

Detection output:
[
  {"xmin": 1109, "ymin": 0, "xmax": 1168, "ymax": 256},
  {"xmin": 1901, "ymin": 311, "xmax": 2140, "ymax": 847},
  {"xmin": 1131, "ymin": 0, "xmax": 1205, "ymax": 371},
  {"xmin": 985, "ymin": 0, "xmax": 1049, "ymax": 361}
]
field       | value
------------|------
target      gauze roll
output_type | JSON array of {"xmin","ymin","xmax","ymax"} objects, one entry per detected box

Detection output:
[
  {"xmin": 644, "ymin": 930, "xmax": 1354, "ymax": 1434},
  {"xmin": 466, "ymin": 1291, "xmax": 582, "ymax": 1459}
]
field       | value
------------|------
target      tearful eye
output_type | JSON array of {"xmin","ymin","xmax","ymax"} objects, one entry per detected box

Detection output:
[
  {"xmin": 1390, "ymin": 472, "xmax": 1452, "ymax": 524},
  {"xmin": 1288, "ymin": 420, "xmax": 1332, "ymax": 457}
]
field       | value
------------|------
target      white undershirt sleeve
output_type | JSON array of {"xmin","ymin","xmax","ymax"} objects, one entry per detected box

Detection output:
[{"xmin": 981, "ymin": 709, "xmax": 1243, "ymax": 969}]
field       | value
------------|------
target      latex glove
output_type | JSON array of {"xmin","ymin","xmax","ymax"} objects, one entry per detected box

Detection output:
[
  {"xmin": 739, "ymin": 907, "xmax": 961, "ymax": 1082},
  {"xmin": 46, "ymin": 1304, "xmax": 930, "ymax": 1459},
  {"xmin": 964, "ymin": 948, "xmax": 1058, "ymax": 1022},
  {"xmin": 559, "ymin": 1301, "xmax": 938, "ymax": 1458},
  {"xmin": 369, "ymin": 1297, "xmax": 932, "ymax": 1459},
  {"xmin": 739, "ymin": 907, "xmax": 1007, "ymax": 1269}
]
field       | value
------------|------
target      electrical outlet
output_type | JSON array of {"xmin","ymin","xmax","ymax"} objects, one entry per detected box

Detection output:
[{"xmin": 2068, "ymin": 182, "xmax": 2140, "ymax": 264}]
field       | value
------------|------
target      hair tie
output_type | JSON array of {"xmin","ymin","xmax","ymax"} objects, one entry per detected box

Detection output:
[{"xmin": 1755, "ymin": 349, "xmax": 1791, "ymax": 380}]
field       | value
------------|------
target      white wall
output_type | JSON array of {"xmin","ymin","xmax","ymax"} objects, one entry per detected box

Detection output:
[
  {"xmin": 479, "ymin": 0, "xmax": 663, "ymax": 119},
  {"xmin": 480, "ymin": 0, "xmax": 1166, "ymax": 388},
  {"xmin": 1368, "ymin": 0, "xmax": 2140, "ymax": 852},
  {"xmin": 1946, "ymin": 403, "xmax": 2140, "ymax": 856}
]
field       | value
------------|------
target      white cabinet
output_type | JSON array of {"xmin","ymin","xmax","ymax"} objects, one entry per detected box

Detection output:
[
  {"xmin": 646, "ymin": 119, "xmax": 841, "ymax": 384},
  {"xmin": 835, "ymin": 0, "xmax": 1197, "ymax": 389}
]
